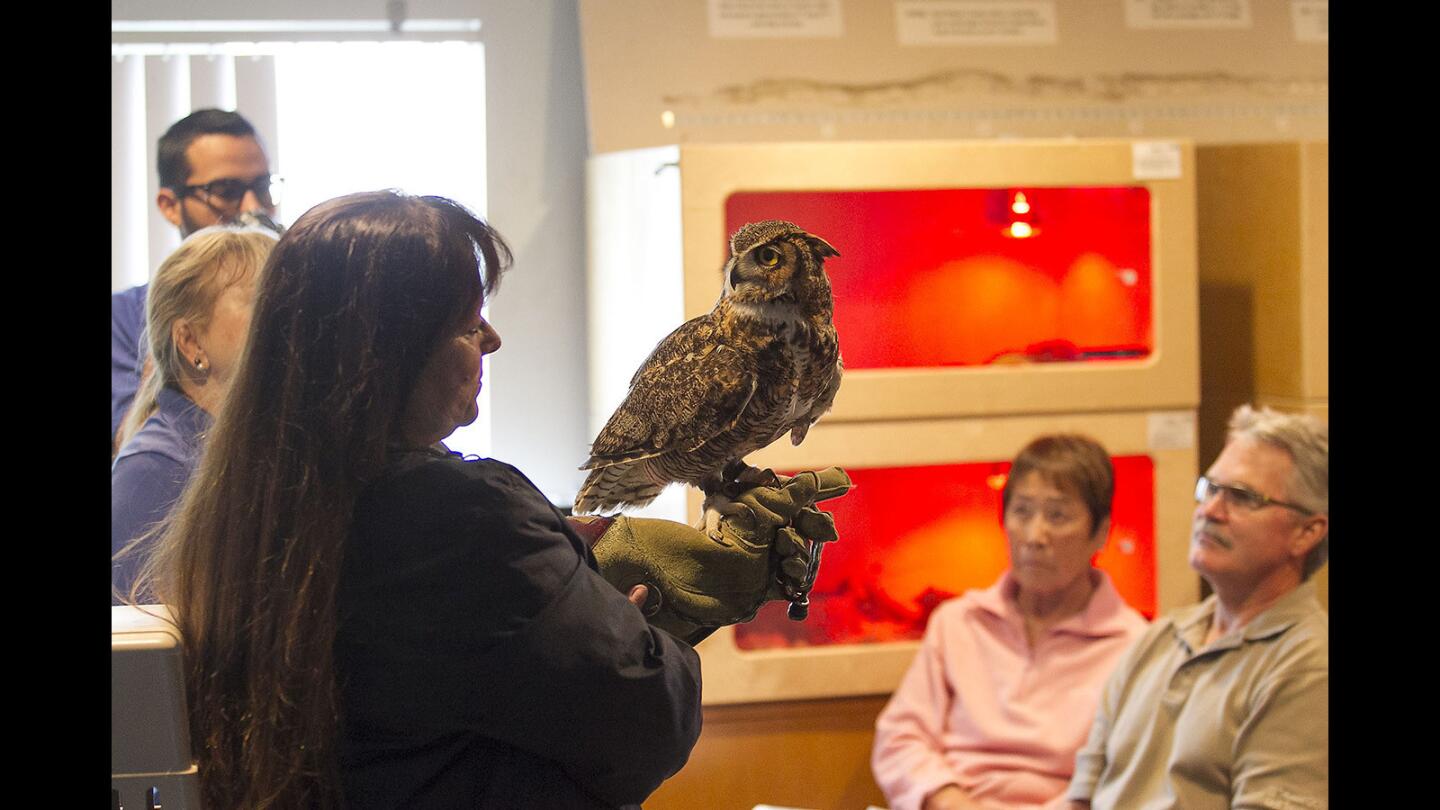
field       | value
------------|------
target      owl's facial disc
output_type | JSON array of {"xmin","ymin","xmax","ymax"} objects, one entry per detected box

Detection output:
[{"xmin": 727, "ymin": 239, "xmax": 797, "ymax": 301}]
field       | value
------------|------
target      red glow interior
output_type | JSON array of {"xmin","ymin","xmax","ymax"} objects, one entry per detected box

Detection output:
[
  {"xmin": 725, "ymin": 188, "xmax": 1153, "ymax": 367},
  {"xmin": 734, "ymin": 456, "xmax": 1157, "ymax": 650}
]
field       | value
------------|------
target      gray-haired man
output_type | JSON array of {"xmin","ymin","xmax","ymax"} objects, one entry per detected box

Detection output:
[{"xmin": 1067, "ymin": 404, "xmax": 1328, "ymax": 810}]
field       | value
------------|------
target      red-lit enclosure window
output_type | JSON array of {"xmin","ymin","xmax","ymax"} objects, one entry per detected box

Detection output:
[
  {"xmin": 725, "ymin": 188, "xmax": 1153, "ymax": 367},
  {"xmin": 735, "ymin": 456, "xmax": 1156, "ymax": 650}
]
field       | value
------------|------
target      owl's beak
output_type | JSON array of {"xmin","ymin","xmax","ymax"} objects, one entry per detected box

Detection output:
[{"xmin": 724, "ymin": 258, "xmax": 740, "ymax": 292}]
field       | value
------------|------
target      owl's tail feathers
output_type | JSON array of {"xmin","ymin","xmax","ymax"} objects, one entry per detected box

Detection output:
[{"xmin": 573, "ymin": 461, "xmax": 666, "ymax": 515}]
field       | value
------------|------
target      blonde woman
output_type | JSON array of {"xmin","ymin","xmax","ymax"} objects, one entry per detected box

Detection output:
[{"xmin": 111, "ymin": 224, "xmax": 277, "ymax": 599}]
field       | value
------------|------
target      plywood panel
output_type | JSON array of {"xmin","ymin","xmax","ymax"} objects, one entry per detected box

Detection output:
[
  {"xmin": 647, "ymin": 695, "xmax": 889, "ymax": 810},
  {"xmin": 578, "ymin": 0, "xmax": 1328, "ymax": 154},
  {"xmin": 1195, "ymin": 141, "xmax": 1327, "ymax": 407}
]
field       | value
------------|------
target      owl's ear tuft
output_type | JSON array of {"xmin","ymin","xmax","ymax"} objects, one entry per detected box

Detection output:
[{"xmin": 805, "ymin": 234, "xmax": 840, "ymax": 259}]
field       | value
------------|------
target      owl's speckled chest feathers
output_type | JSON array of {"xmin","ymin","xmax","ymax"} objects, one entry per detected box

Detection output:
[{"xmin": 709, "ymin": 299, "xmax": 840, "ymax": 452}]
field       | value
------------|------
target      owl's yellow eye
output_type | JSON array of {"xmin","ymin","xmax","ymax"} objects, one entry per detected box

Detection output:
[{"xmin": 755, "ymin": 245, "xmax": 781, "ymax": 268}]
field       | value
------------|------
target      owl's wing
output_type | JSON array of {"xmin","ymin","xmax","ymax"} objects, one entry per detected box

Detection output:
[{"xmin": 584, "ymin": 338, "xmax": 756, "ymax": 469}]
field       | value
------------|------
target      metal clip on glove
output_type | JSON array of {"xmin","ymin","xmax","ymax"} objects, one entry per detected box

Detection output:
[{"xmin": 584, "ymin": 466, "xmax": 853, "ymax": 645}]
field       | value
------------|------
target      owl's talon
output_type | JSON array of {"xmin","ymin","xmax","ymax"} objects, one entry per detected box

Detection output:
[
  {"xmin": 718, "ymin": 479, "xmax": 748, "ymax": 500},
  {"xmin": 732, "ymin": 463, "xmax": 779, "ymax": 488},
  {"xmin": 720, "ymin": 458, "xmax": 752, "ymax": 483},
  {"xmin": 699, "ymin": 475, "xmax": 726, "ymax": 499}
]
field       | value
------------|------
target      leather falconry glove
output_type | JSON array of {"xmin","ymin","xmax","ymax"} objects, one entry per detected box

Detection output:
[{"xmin": 575, "ymin": 466, "xmax": 853, "ymax": 645}]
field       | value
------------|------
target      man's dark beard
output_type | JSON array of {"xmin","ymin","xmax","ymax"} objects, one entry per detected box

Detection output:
[{"xmin": 178, "ymin": 203, "xmax": 211, "ymax": 238}]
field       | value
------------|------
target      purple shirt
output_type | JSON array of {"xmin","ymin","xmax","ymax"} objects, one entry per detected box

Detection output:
[
  {"xmin": 111, "ymin": 385, "xmax": 209, "ymax": 602},
  {"xmin": 111, "ymin": 284, "xmax": 148, "ymax": 439}
]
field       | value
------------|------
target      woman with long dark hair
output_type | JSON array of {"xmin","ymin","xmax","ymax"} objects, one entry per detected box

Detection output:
[{"xmin": 131, "ymin": 190, "xmax": 846, "ymax": 809}]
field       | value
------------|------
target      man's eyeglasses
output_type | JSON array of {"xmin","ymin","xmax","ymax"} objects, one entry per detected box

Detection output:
[
  {"xmin": 1194, "ymin": 476, "xmax": 1314, "ymax": 515},
  {"xmin": 175, "ymin": 175, "xmax": 284, "ymax": 211}
]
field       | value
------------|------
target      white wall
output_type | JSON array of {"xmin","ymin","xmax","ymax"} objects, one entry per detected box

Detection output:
[{"xmin": 111, "ymin": 0, "xmax": 592, "ymax": 503}]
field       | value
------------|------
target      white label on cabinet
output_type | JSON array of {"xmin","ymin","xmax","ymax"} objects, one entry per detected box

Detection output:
[
  {"xmin": 1292, "ymin": 0, "xmax": 1328, "ymax": 42},
  {"xmin": 1133, "ymin": 141, "xmax": 1183, "ymax": 180},
  {"xmin": 896, "ymin": 1, "xmax": 1058, "ymax": 45},
  {"xmin": 1148, "ymin": 410, "xmax": 1196, "ymax": 451},
  {"xmin": 708, "ymin": 0, "xmax": 843, "ymax": 38},
  {"xmin": 1125, "ymin": 0, "xmax": 1252, "ymax": 28}
]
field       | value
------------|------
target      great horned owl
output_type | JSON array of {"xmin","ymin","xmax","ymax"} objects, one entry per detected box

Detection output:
[{"xmin": 574, "ymin": 220, "xmax": 842, "ymax": 514}]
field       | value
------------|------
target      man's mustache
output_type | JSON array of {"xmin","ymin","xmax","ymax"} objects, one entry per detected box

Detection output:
[{"xmin": 1193, "ymin": 522, "xmax": 1233, "ymax": 549}]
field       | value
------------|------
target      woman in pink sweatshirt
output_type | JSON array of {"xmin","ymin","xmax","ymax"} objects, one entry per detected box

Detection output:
[{"xmin": 871, "ymin": 434, "xmax": 1149, "ymax": 810}]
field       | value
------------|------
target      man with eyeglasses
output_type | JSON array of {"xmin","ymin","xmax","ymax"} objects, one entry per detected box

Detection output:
[
  {"xmin": 111, "ymin": 109, "xmax": 284, "ymax": 451},
  {"xmin": 1066, "ymin": 404, "xmax": 1328, "ymax": 810}
]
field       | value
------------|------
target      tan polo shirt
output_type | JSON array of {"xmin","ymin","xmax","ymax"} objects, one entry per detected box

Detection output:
[{"xmin": 1066, "ymin": 581, "xmax": 1328, "ymax": 810}]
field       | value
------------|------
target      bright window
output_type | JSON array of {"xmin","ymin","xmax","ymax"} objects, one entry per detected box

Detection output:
[
  {"xmin": 272, "ymin": 42, "xmax": 486, "ymax": 227},
  {"xmin": 112, "ymin": 39, "xmax": 493, "ymax": 456}
]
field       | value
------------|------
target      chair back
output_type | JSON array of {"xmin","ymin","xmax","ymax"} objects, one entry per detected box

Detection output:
[{"xmin": 112, "ymin": 604, "xmax": 201, "ymax": 810}]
